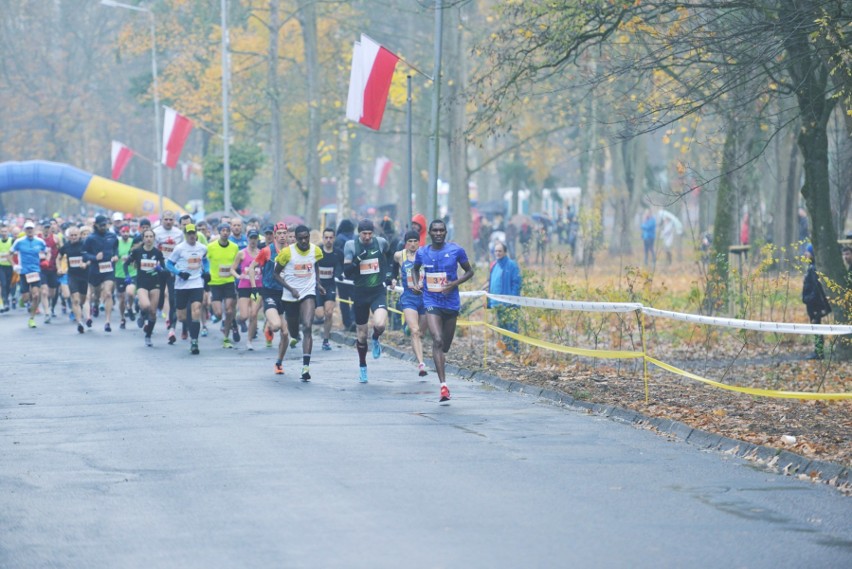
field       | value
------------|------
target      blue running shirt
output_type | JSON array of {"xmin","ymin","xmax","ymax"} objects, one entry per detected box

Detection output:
[{"xmin": 414, "ymin": 242, "xmax": 469, "ymax": 311}]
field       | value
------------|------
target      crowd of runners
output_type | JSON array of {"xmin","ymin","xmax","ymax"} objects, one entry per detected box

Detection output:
[{"xmin": 0, "ymin": 212, "xmax": 473, "ymax": 402}]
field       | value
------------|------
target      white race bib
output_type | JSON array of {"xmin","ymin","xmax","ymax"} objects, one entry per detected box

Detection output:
[
  {"xmin": 160, "ymin": 242, "xmax": 175, "ymax": 255},
  {"xmin": 293, "ymin": 262, "xmax": 313, "ymax": 278},
  {"xmin": 218, "ymin": 265, "xmax": 231, "ymax": 278},
  {"xmin": 318, "ymin": 266, "xmax": 334, "ymax": 280},
  {"xmin": 187, "ymin": 256, "xmax": 202, "ymax": 271},
  {"xmin": 98, "ymin": 261, "xmax": 113, "ymax": 274},
  {"xmin": 25, "ymin": 272, "xmax": 40, "ymax": 284},
  {"xmin": 406, "ymin": 271, "xmax": 415, "ymax": 289},
  {"xmin": 425, "ymin": 272, "xmax": 447, "ymax": 293},
  {"xmin": 0, "ymin": 252, "xmax": 9, "ymax": 263},
  {"xmin": 68, "ymin": 256, "xmax": 83, "ymax": 268},
  {"xmin": 359, "ymin": 258, "xmax": 379, "ymax": 275},
  {"xmin": 140, "ymin": 259, "xmax": 157, "ymax": 272}
]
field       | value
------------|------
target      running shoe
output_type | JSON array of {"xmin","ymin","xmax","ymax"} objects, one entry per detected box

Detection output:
[
  {"xmin": 51, "ymin": 311, "xmax": 57, "ymax": 319},
  {"xmin": 289, "ymin": 336, "xmax": 299, "ymax": 348},
  {"xmin": 232, "ymin": 321, "xmax": 241, "ymax": 343},
  {"xmin": 240, "ymin": 319, "xmax": 248, "ymax": 333},
  {"xmin": 358, "ymin": 366, "xmax": 368, "ymax": 384},
  {"xmin": 190, "ymin": 340, "xmax": 200, "ymax": 355},
  {"xmin": 137, "ymin": 314, "xmax": 145, "ymax": 328},
  {"xmin": 266, "ymin": 338, "xmax": 273, "ymax": 349},
  {"xmin": 223, "ymin": 338, "xmax": 234, "ymax": 349},
  {"xmin": 440, "ymin": 385, "xmax": 451, "ymax": 402},
  {"xmin": 77, "ymin": 323, "xmax": 85, "ymax": 334},
  {"xmin": 264, "ymin": 326, "xmax": 274, "ymax": 344},
  {"xmin": 371, "ymin": 338, "xmax": 382, "ymax": 359},
  {"xmin": 104, "ymin": 323, "xmax": 112, "ymax": 332},
  {"xmin": 246, "ymin": 341, "xmax": 254, "ymax": 351},
  {"xmin": 44, "ymin": 313, "xmax": 51, "ymax": 324},
  {"xmin": 274, "ymin": 362, "xmax": 284, "ymax": 375},
  {"xmin": 86, "ymin": 318, "xmax": 93, "ymax": 328},
  {"xmin": 301, "ymin": 366, "xmax": 311, "ymax": 382},
  {"xmin": 120, "ymin": 319, "xmax": 126, "ymax": 330},
  {"xmin": 181, "ymin": 329, "xmax": 188, "ymax": 341},
  {"xmin": 321, "ymin": 341, "xmax": 332, "ymax": 351},
  {"xmin": 200, "ymin": 326, "xmax": 208, "ymax": 337},
  {"xmin": 167, "ymin": 330, "xmax": 176, "ymax": 344},
  {"xmin": 92, "ymin": 304, "xmax": 99, "ymax": 318},
  {"xmin": 28, "ymin": 318, "xmax": 36, "ymax": 328},
  {"xmin": 69, "ymin": 312, "xmax": 75, "ymax": 322},
  {"xmin": 211, "ymin": 314, "xmax": 221, "ymax": 324},
  {"xmin": 144, "ymin": 335, "xmax": 152, "ymax": 347},
  {"xmin": 418, "ymin": 363, "xmax": 428, "ymax": 377}
]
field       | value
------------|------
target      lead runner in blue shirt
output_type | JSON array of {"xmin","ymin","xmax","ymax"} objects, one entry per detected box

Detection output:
[{"xmin": 412, "ymin": 219, "xmax": 474, "ymax": 403}]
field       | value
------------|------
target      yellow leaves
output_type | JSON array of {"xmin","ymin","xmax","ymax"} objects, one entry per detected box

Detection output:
[{"xmin": 662, "ymin": 135, "xmax": 671, "ymax": 144}]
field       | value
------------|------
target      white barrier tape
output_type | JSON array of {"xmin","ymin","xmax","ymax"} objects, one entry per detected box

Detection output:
[
  {"xmin": 641, "ymin": 307, "xmax": 852, "ymax": 336},
  {"xmin": 486, "ymin": 293, "xmax": 642, "ymax": 313},
  {"xmin": 339, "ymin": 280, "xmax": 485, "ymax": 298}
]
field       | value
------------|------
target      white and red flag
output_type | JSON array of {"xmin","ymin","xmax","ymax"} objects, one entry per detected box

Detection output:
[
  {"xmin": 373, "ymin": 156, "xmax": 393, "ymax": 189},
  {"xmin": 346, "ymin": 35, "xmax": 399, "ymax": 130},
  {"xmin": 161, "ymin": 107, "xmax": 193, "ymax": 168},
  {"xmin": 110, "ymin": 140, "xmax": 134, "ymax": 180}
]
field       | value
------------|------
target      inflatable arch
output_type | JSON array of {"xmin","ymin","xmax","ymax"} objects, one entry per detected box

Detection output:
[{"xmin": 0, "ymin": 160, "xmax": 184, "ymax": 217}]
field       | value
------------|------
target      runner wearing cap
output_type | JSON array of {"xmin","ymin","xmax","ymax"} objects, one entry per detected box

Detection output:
[
  {"xmin": 165, "ymin": 223, "xmax": 209, "ymax": 354},
  {"xmin": 343, "ymin": 219, "xmax": 393, "ymax": 384},
  {"xmin": 11, "ymin": 220, "xmax": 47, "ymax": 328},
  {"xmin": 411, "ymin": 219, "xmax": 475, "ymax": 402},
  {"xmin": 83, "ymin": 214, "xmax": 119, "ymax": 332},
  {"xmin": 316, "ymin": 227, "xmax": 343, "ymax": 351},
  {"xmin": 114, "ymin": 224, "xmax": 137, "ymax": 329},
  {"xmin": 109, "ymin": 211, "xmax": 124, "ymax": 235},
  {"xmin": 273, "ymin": 225, "xmax": 323, "ymax": 381},
  {"xmin": 125, "ymin": 228, "xmax": 165, "ymax": 346},
  {"xmin": 207, "ymin": 223, "xmax": 240, "ymax": 348},
  {"xmin": 232, "ymin": 229, "xmax": 262, "ymax": 350},
  {"xmin": 248, "ymin": 222, "xmax": 290, "ymax": 374},
  {"xmin": 58, "ymin": 225, "xmax": 89, "ymax": 333},
  {"xmin": 393, "ymin": 230, "xmax": 429, "ymax": 377}
]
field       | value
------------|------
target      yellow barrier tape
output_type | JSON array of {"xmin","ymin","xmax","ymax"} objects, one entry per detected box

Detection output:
[{"xmin": 645, "ymin": 356, "xmax": 852, "ymax": 400}]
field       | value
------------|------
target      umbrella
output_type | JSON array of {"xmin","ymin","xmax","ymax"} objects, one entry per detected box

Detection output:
[
  {"xmin": 532, "ymin": 213, "xmax": 553, "ymax": 226},
  {"xmin": 658, "ymin": 209, "xmax": 684, "ymax": 235},
  {"xmin": 509, "ymin": 213, "xmax": 534, "ymax": 227}
]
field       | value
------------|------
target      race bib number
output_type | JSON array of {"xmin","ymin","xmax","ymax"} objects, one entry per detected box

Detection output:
[
  {"xmin": 318, "ymin": 266, "xmax": 334, "ymax": 280},
  {"xmin": 160, "ymin": 242, "xmax": 175, "ymax": 255},
  {"xmin": 140, "ymin": 259, "xmax": 157, "ymax": 272},
  {"xmin": 187, "ymin": 256, "xmax": 202, "ymax": 271},
  {"xmin": 98, "ymin": 261, "xmax": 113, "ymax": 274},
  {"xmin": 0, "ymin": 252, "xmax": 9, "ymax": 263},
  {"xmin": 359, "ymin": 258, "xmax": 379, "ymax": 275},
  {"xmin": 406, "ymin": 271, "xmax": 415, "ymax": 289},
  {"xmin": 293, "ymin": 263, "xmax": 313, "ymax": 278},
  {"xmin": 25, "ymin": 272, "xmax": 40, "ymax": 284},
  {"xmin": 68, "ymin": 256, "xmax": 83, "ymax": 268},
  {"xmin": 425, "ymin": 272, "xmax": 447, "ymax": 293},
  {"xmin": 218, "ymin": 265, "xmax": 231, "ymax": 278}
]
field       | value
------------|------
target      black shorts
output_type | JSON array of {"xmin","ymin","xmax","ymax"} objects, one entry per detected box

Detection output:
[
  {"xmin": 88, "ymin": 271, "xmax": 114, "ymax": 287},
  {"xmin": 20, "ymin": 274, "xmax": 42, "ymax": 294},
  {"xmin": 210, "ymin": 283, "xmax": 237, "ymax": 302},
  {"xmin": 116, "ymin": 278, "xmax": 134, "ymax": 293},
  {"xmin": 175, "ymin": 287, "xmax": 204, "ymax": 310},
  {"xmin": 317, "ymin": 286, "xmax": 337, "ymax": 305},
  {"xmin": 261, "ymin": 287, "xmax": 285, "ymax": 314},
  {"xmin": 283, "ymin": 295, "xmax": 316, "ymax": 322},
  {"xmin": 425, "ymin": 306, "xmax": 459, "ymax": 319},
  {"xmin": 136, "ymin": 273, "xmax": 161, "ymax": 291},
  {"xmin": 68, "ymin": 275, "xmax": 88, "ymax": 296},
  {"xmin": 237, "ymin": 288, "xmax": 255, "ymax": 299},
  {"xmin": 40, "ymin": 269, "xmax": 59, "ymax": 289},
  {"xmin": 353, "ymin": 287, "xmax": 387, "ymax": 325}
]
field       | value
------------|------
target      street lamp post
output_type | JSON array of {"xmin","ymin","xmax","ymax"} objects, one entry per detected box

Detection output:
[
  {"xmin": 101, "ymin": 0, "xmax": 164, "ymax": 216},
  {"xmin": 221, "ymin": 0, "xmax": 231, "ymax": 216}
]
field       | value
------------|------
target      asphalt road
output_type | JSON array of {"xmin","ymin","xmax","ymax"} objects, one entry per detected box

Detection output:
[{"xmin": 1, "ymin": 310, "xmax": 850, "ymax": 568}]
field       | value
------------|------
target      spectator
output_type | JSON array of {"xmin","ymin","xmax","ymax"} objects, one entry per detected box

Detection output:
[
  {"xmin": 334, "ymin": 218, "xmax": 356, "ymax": 331},
  {"xmin": 641, "ymin": 209, "xmax": 656, "ymax": 267},
  {"xmin": 534, "ymin": 223, "xmax": 548, "ymax": 265},
  {"xmin": 487, "ymin": 241, "xmax": 522, "ymax": 353},
  {"xmin": 519, "ymin": 222, "xmax": 533, "ymax": 264},
  {"xmin": 801, "ymin": 244, "xmax": 832, "ymax": 360}
]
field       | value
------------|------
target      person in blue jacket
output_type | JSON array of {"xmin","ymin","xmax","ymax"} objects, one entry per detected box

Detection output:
[
  {"xmin": 11, "ymin": 220, "xmax": 47, "ymax": 328},
  {"xmin": 641, "ymin": 209, "xmax": 657, "ymax": 267},
  {"xmin": 486, "ymin": 240, "xmax": 523, "ymax": 353},
  {"xmin": 83, "ymin": 214, "xmax": 119, "ymax": 332}
]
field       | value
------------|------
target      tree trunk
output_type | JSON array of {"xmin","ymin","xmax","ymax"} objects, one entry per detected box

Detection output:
[
  {"xmin": 266, "ymin": 0, "xmax": 285, "ymax": 220},
  {"xmin": 707, "ymin": 118, "xmax": 738, "ymax": 313},
  {"xmin": 297, "ymin": 0, "xmax": 321, "ymax": 227}
]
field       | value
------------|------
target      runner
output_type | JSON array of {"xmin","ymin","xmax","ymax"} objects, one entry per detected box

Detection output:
[
  {"xmin": 247, "ymin": 222, "xmax": 290, "ymax": 374},
  {"xmin": 316, "ymin": 227, "xmax": 342, "ymax": 351},
  {"xmin": 125, "ymin": 228, "xmax": 165, "ymax": 346},
  {"xmin": 153, "ymin": 210, "xmax": 183, "ymax": 344},
  {"xmin": 342, "ymin": 219, "xmax": 393, "ymax": 384},
  {"xmin": 230, "ymin": 218, "xmax": 248, "ymax": 250},
  {"xmin": 83, "ymin": 214, "xmax": 119, "ymax": 332},
  {"xmin": 115, "ymin": 224, "xmax": 137, "ymax": 329},
  {"xmin": 38, "ymin": 219, "xmax": 61, "ymax": 323},
  {"xmin": 231, "ymin": 229, "xmax": 262, "ymax": 350},
  {"xmin": 393, "ymin": 230, "xmax": 429, "ymax": 376},
  {"xmin": 165, "ymin": 223, "xmax": 209, "ymax": 355},
  {"xmin": 207, "ymin": 223, "xmax": 240, "ymax": 348},
  {"xmin": 411, "ymin": 219, "xmax": 475, "ymax": 402},
  {"xmin": 11, "ymin": 220, "xmax": 47, "ymax": 328},
  {"xmin": 0, "ymin": 223, "xmax": 14, "ymax": 312},
  {"xmin": 273, "ymin": 225, "xmax": 323, "ymax": 381},
  {"xmin": 58, "ymin": 225, "xmax": 89, "ymax": 333}
]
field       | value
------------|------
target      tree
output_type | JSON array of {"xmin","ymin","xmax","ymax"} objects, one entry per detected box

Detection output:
[{"xmin": 204, "ymin": 142, "xmax": 265, "ymax": 212}]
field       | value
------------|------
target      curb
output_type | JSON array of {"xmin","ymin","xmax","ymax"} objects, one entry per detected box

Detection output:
[{"xmin": 331, "ymin": 330, "xmax": 850, "ymax": 490}]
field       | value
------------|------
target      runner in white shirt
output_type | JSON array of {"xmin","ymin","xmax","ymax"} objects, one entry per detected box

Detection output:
[
  {"xmin": 273, "ymin": 225, "xmax": 323, "ymax": 381},
  {"xmin": 153, "ymin": 210, "xmax": 184, "ymax": 344},
  {"xmin": 165, "ymin": 224, "xmax": 209, "ymax": 355}
]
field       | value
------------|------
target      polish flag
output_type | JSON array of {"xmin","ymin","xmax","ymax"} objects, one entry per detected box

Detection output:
[
  {"xmin": 161, "ymin": 107, "xmax": 193, "ymax": 168},
  {"xmin": 373, "ymin": 156, "xmax": 393, "ymax": 189},
  {"xmin": 111, "ymin": 141, "xmax": 134, "ymax": 180},
  {"xmin": 346, "ymin": 35, "xmax": 399, "ymax": 130}
]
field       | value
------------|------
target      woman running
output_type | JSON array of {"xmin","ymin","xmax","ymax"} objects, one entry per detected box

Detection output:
[
  {"xmin": 232, "ymin": 229, "xmax": 262, "ymax": 350},
  {"xmin": 125, "ymin": 228, "xmax": 165, "ymax": 346}
]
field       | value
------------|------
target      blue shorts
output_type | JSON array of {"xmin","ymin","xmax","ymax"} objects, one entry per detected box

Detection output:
[{"xmin": 397, "ymin": 292, "xmax": 424, "ymax": 315}]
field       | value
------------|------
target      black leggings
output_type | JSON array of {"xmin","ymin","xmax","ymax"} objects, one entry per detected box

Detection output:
[{"xmin": 0, "ymin": 265, "xmax": 12, "ymax": 304}]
